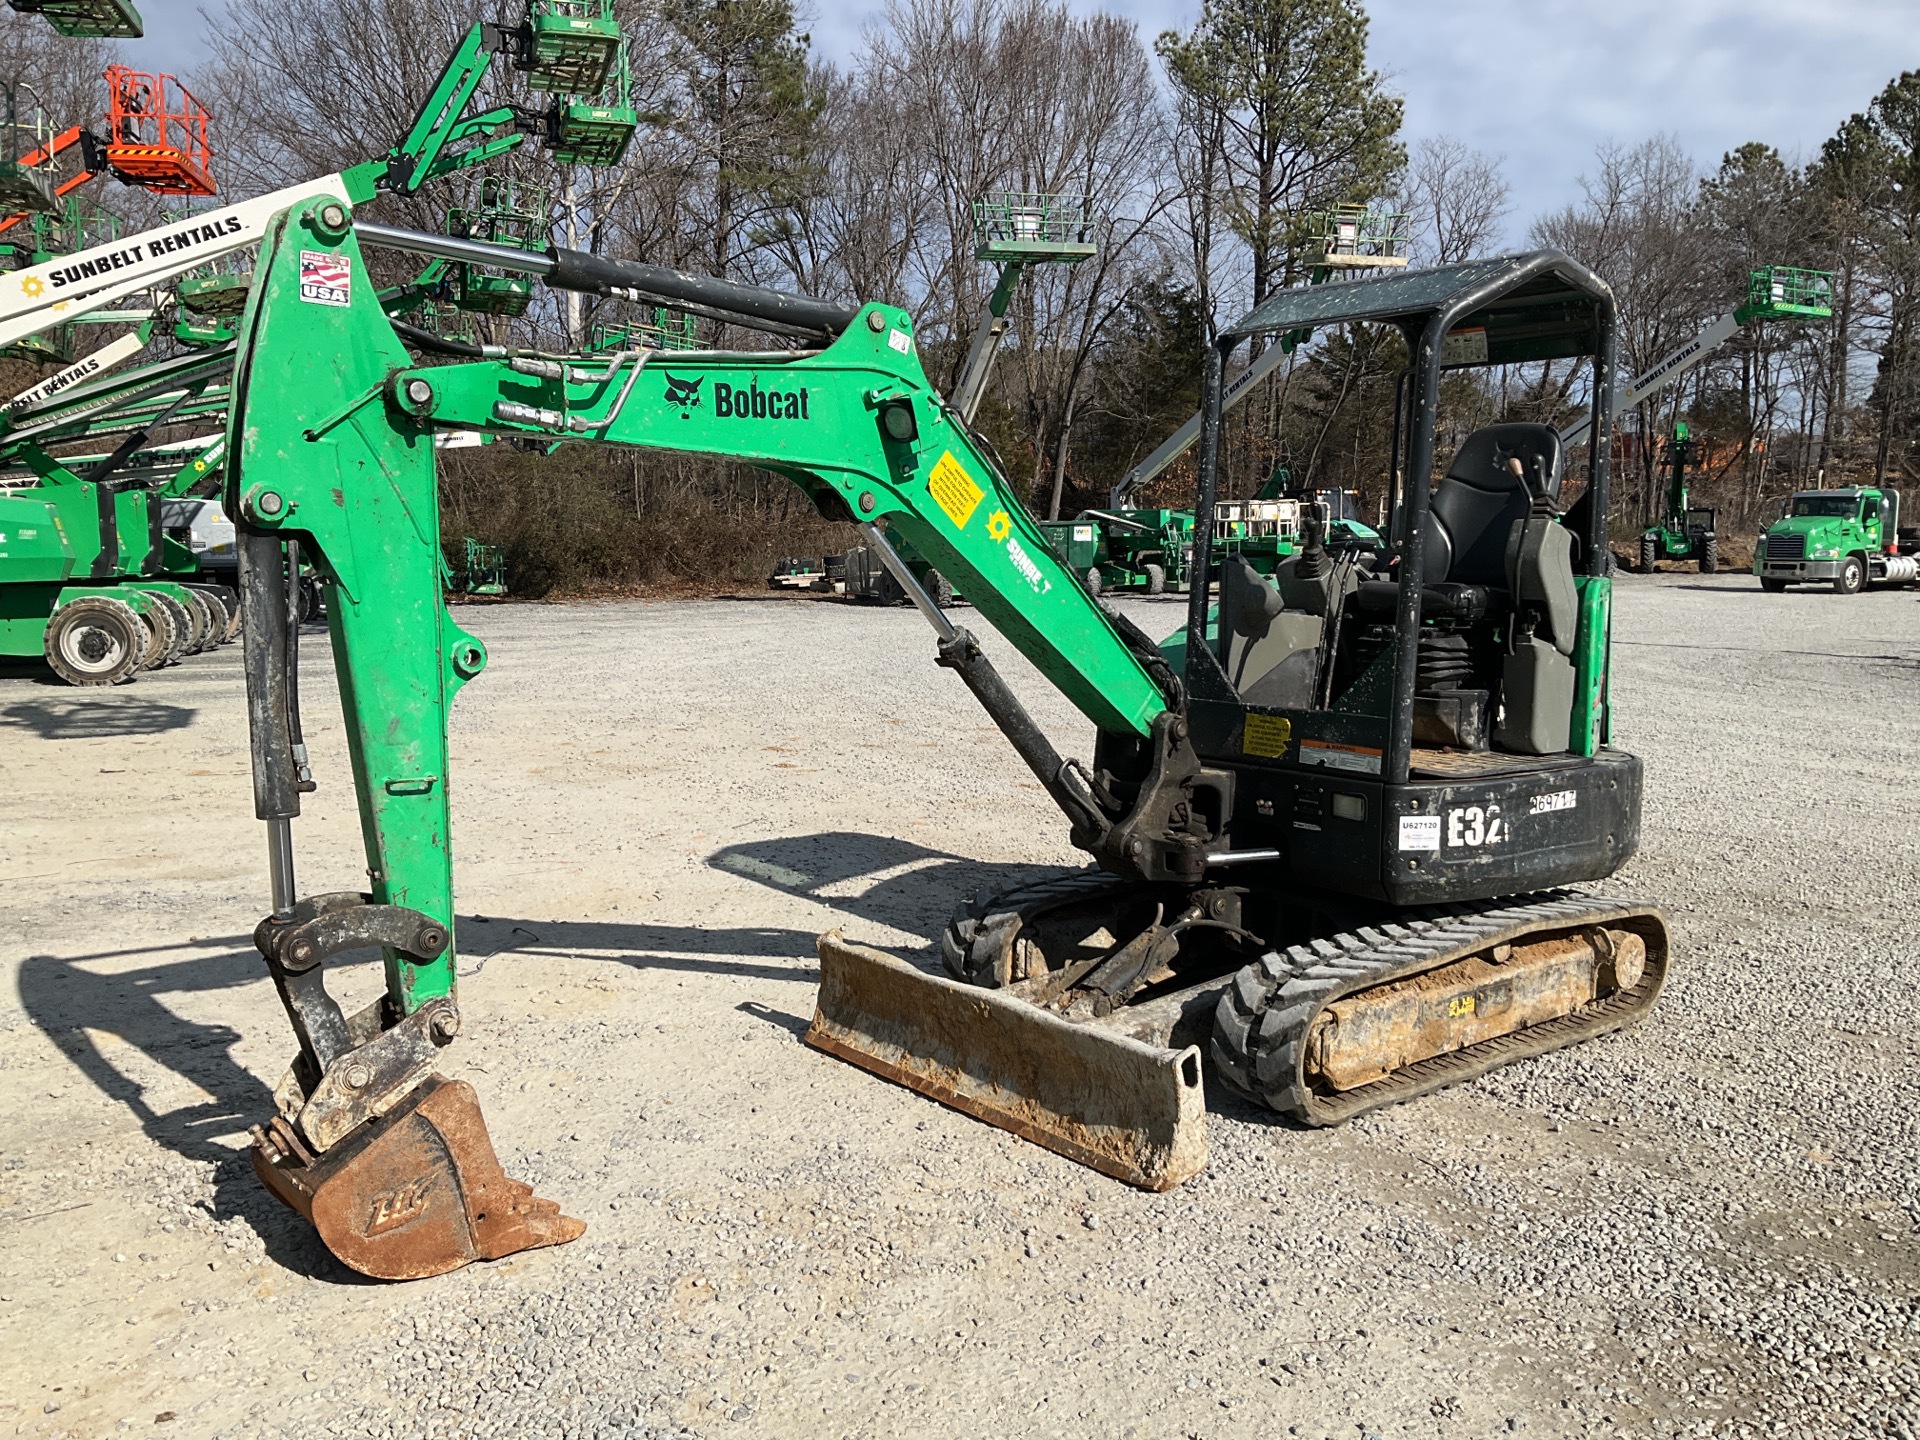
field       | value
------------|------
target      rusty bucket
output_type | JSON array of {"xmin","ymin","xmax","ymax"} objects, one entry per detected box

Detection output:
[{"xmin": 252, "ymin": 1074, "xmax": 585, "ymax": 1280}]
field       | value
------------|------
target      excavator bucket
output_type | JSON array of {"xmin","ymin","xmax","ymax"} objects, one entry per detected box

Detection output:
[
  {"xmin": 807, "ymin": 934, "xmax": 1208, "ymax": 1190},
  {"xmin": 251, "ymin": 1074, "xmax": 585, "ymax": 1281}
]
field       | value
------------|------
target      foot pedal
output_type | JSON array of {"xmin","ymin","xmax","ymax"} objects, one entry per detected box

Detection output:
[{"xmin": 252, "ymin": 1073, "xmax": 586, "ymax": 1280}]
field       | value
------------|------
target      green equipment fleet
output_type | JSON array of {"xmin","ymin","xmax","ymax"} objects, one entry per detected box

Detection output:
[{"xmin": 1754, "ymin": 487, "xmax": 1920, "ymax": 594}]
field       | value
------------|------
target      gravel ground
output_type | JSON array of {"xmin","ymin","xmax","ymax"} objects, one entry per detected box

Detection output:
[{"xmin": 1, "ymin": 573, "xmax": 1916, "ymax": 1440}]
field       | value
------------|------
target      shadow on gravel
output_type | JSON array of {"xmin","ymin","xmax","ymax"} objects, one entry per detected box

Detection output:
[
  {"xmin": 1, "ymin": 697, "xmax": 197, "ymax": 739},
  {"xmin": 17, "ymin": 941, "xmax": 361, "ymax": 1282},
  {"xmin": 456, "ymin": 915, "xmax": 822, "ymax": 982},
  {"xmin": 706, "ymin": 832, "xmax": 1066, "ymax": 945}
]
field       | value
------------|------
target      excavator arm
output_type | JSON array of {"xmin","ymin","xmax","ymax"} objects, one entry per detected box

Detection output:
[{"xmin": 221, "ymin": 191, "xmax": 1224, "ymax": 1277}]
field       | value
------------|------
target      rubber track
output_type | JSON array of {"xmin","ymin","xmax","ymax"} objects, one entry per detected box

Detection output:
[{"xmin": 1209, "ymin": 891, "xmax": 1669, "ymax": 1126}]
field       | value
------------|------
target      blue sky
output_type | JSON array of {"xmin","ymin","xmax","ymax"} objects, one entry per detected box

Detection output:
[{"xmin": 127, "ymin": 0, "xmax": 1914, "ymax": 234}]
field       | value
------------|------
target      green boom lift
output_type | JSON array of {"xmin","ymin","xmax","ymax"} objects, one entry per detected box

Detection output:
[
  {"xmin": 1617, "ymin": 266, "xmax": 1834, "ymax": 573},
  {"xmin": 0, "ymin": 6, "xmax": 638, "ymax": 684},
  {"xmin": 839, "ymin": 192, "xmax": 1099, "ymax": 606}
]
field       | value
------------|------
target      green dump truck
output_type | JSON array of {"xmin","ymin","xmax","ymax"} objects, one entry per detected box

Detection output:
[{"xmin": 1754, "ymin": 487, "xmax": 1920, "ymax": 594}]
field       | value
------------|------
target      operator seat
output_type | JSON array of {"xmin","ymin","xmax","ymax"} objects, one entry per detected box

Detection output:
[
  {"xmin": 1422, "ymin": 422, "xmax": 1577, "ymax": 754},
  {"xmin": 1350, "ymin": 424, "xmax": 1582, "ymax": 753},
  {"xmin": 1422, "ymin": 423, "xmax": 1565, "ymax": 584}
]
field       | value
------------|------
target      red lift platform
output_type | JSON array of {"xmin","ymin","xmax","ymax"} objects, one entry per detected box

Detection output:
[{"xmin": 102, "ymin": 66, "xmax": 215, "ymax": 196}]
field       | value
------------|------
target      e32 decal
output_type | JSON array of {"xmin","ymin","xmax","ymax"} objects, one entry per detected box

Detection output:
[{"xmin": 1446, "ymin": 803, "xmax": 1505, "ymax": 849}]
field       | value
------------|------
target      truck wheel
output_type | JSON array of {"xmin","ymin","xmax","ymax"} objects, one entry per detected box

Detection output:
[
  {"xmin": 1698, "ymin": 536, "xmax": 1718, "ymax": 574},
  {"xmin": 44, "ymin": 596, "xmax": 146, "ymax": 686},
  {"xmin": 924, "ymin": 569, "xmax": 955, "ymax": 609},
  {"xmin": 1638, "ymin": 533, "xmax": 1658, "ymax": 573},
  {"xmin": 1834, "ymin": 555, "xmax": 1865, "ymax": 595},
  {"xmin": 1760, "ymin": 578, "xmax": 1788, "ymax": 593},
  {"xmin": 1085, "ymin": 567, "xmax": 1103, "ymax": 597},
  {"xmin": 1144, "ymin": 563, "xmax": 1166, "ymax": 596}
]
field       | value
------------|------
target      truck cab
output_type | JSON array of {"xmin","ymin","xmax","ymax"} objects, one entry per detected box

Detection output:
[{"xmin": 1754, "ymin": 487, "xmax": 1919, "ymax": 594}]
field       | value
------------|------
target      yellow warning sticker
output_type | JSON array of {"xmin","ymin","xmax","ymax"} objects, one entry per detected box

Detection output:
[
  {"xmin": 1242, "ymin": 713, "xmax": 1292, "ymax": 758},
  {"xmin": 929, "ymin": 451, "xmax": 984, "ymax": 530}
]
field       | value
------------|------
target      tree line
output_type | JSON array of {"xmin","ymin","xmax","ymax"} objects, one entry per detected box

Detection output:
[{"xmin": 7, "ymin": 1, "xmax": 1919, "ymax": 588}]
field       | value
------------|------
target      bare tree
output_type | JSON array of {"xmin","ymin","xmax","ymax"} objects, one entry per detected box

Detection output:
[
  {"xmin": 1534, "ymin": 136, "xmax": 1714, "ymax": 524},
  {"xmin": 1398, "ymin": 136, "xmax": 1509, "ymax": 266}
]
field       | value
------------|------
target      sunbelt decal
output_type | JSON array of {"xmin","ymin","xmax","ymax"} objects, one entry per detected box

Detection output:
[{"xmin": 40, "ymin": 215, "xmax": 245, "ymax": 290}]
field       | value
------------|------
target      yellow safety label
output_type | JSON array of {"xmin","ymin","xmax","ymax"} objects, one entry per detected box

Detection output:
[
  {"xmin": 929, "ymin": 451, "xmax": 984, "ymax": 530},
  {"xmin": 1242, "ymin": 713, "xmax": 1291, "ymax": 758}
]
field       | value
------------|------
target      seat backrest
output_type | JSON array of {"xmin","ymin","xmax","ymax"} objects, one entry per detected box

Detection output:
[{"xmin": 1422, "ymin": 423, "xmax": 1565, "ymax": 586}]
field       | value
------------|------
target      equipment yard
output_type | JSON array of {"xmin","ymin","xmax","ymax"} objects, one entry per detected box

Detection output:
[{"xmin": 2, "ymin": 575, "xmax": 1915, "ymax": 1440}]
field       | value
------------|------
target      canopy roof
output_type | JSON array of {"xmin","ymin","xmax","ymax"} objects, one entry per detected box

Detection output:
[{"xmin": 1224, "ymin": 248, "xmax": 1613, "ymax": 367}]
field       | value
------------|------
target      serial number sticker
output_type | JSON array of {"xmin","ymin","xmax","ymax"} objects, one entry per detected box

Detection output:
[
  {"xmin": 1300, "ymin": 738, "xmax": 1383, "ymax": 775},
  {"xmin": 928, "ymin": 451, "xmax": 984, "ymax": 530},
  {"xmin": 888, "ymin": 327, "xmax": 913, "ymax": 354},
  {"xmin": 298, "ymin": 249, "xmax": 351, "ymax": 307},
  {"xmin": 1398, "ymin": 815, "xmax": 1441, "ymax": 852},
  {"xmin": 1448, "ymin": 994, "xmax": 1476, "ymax": 1017},
  {"xmin": 1242, "ymin": 713, "xmax": 1292, "ymax": 758},
  {"xmin": 1530, "ymin": 789, "xmax": 1578, "ymax": 815}
]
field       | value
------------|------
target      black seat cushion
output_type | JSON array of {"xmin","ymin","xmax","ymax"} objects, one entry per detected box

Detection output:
[{"xmin": 1423, "ymin": 424, "xmax": 1565, "ymax": 586}]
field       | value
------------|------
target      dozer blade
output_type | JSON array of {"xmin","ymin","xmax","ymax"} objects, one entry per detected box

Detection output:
[
  {"xmin": 250, "ymin": 1073, "xmax": 585, "ymax": 1280},
  {"xmin": 807, "ymin": 933, "xmax": 1208, "ymax": 1190}
]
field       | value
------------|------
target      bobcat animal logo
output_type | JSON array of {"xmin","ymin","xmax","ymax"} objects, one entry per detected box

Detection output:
[{"xmin": 663, "ymin": 373, "xmax": 703, "ymax": 414}]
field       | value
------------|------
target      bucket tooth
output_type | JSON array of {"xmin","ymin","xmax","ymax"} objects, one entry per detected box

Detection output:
[
  {"xmin": 251, "ymin": 1073, "xmax": 585, "ymax": 1280},
  {"xmin": 807, "ymin": 932, "xmax": 1208, "ymax": 1190}
]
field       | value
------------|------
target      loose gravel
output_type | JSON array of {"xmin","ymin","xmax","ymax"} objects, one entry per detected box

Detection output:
[{"xmin": 0, "ymin": 572, "xmax": 1915, "ymax": 1439}]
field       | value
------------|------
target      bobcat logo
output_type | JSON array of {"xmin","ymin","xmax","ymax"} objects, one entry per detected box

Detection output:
[{"xmin": 663, "ymin": 373, "xmax": 703, "ymax": 414}]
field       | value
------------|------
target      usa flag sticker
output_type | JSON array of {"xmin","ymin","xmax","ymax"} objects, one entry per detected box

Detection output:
[{"xmin": 299, "ymin": 250, "xmax": 351, "ymax": 307}]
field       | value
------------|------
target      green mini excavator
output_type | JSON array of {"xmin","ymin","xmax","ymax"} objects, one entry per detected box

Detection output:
[{"xmin": 99, "ymin": 183, "xmax": 1661, "ymax": 1278}]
